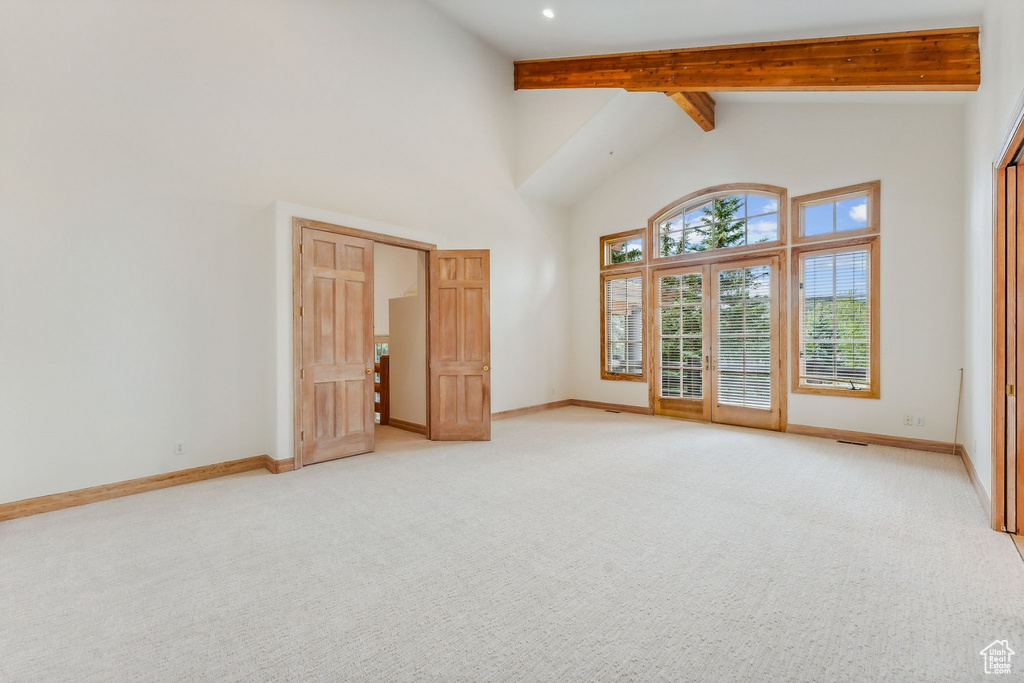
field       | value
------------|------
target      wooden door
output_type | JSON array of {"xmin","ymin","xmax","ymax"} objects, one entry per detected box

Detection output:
[
  {"xmin": 429, "ymin": 250, "xmax": 491, "ymax": 440},
  {"xmin": 654, "ymin": 264, "xmax": 712, "ymax": 421},
  {"xmin": 710, "ymin": 256, "xmax": 783, "ymax": 431},
  {"xmin": 1010, "ymin": 164, "xmax": 1022, "ymax": 533},
  {"xmin": 299, "ymin": 228, "xmax": 375, "ymax": 465}
]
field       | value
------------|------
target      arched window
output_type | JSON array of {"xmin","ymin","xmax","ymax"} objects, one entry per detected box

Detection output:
[{"xmin": 649, "ymin": 184, "xmax": 787, "ymax": 259}]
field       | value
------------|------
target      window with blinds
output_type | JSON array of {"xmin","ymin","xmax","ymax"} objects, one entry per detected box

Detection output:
[
  {"xmin": 796, "ymin": 242, "xmax": 878, "ymax": 396},
  {"xmin": 717, "ymin": 265, "xmax": 772, "ymax": 409},
  {"xmin": 602, "ymin": 273, "xmax": 644, "ymax": 380},
  {"xmin": 659, "ymin": 272, "xmax": 704, "ymax": 398}
]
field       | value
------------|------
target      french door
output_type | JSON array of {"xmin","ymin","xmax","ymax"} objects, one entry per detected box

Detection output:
[{"xmin": 654, "ymin": 255, "xmax": 783, "ymax": 430}]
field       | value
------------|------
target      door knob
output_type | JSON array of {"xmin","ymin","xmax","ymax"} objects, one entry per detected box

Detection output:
[
  {"xmin": 483, "ymin": 365, "xmax": 490, "ymax": 372},
  {"xmin": 365, "ymin": 368, "xmax": 372, "ymax": 374}
]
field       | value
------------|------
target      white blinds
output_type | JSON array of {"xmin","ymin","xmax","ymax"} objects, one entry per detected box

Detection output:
[
  {"xmin": 716, "ymin": 265, "xmax": 772, "ymax": 409},
  {"xmin": 605, "ymin": 276, "xmax": 643, "ymax": 376},
  {"xmin": 659, "ymin": 273, "xmax": 704, "ymax": 398},
  {"xmin": 799, "ymin": 248, "xmax": 871, "ymax": 390}
]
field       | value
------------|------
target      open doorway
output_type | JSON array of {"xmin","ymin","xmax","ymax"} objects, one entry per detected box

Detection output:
[
  {"xmin": 291, "ymin": 217, "xmax": 492, "ymax": 470},
  {"xmin": 373, "ymin": 243, "xmax": 428, "ymax": 444}
]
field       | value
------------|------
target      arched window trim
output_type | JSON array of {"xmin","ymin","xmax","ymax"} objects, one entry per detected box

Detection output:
[{"xmin": 647, "ymin": 183, "xmax": 788, "ymax": 264}]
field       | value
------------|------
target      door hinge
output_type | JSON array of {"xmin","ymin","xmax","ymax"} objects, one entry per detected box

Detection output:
[
  {"xmin": 301, "ymin": 430, "xmax": 305, "ymax": 441},
  {"xmin": 299, "ymin": 244, "xmax": 303, "ymax": 255},
  {"xmin": 1007, "ymin": 384, "xmax": 1016, "ymax": 397},
  {"xmin": 301, "ymin": 369, "xmax": 305, "ymax": 380},
  {"xmin": 300, "ymin": 306, "xmax": 304, "ymax": 317}
]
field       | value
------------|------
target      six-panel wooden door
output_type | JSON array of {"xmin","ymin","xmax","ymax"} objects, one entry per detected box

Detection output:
[
  {"xmin": 429, "ymin": 250, "xmax": 491, "ymax": 441},
  {"xmin": 299, "ymin": 228, "xmax": 376, "ymax": 465}
]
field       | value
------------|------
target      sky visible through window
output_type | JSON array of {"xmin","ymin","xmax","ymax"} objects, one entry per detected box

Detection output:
[
  {"xmin": 659, "ymin": 192, "xmax": 780, "ymax": 256},
  {"xmin": 804, "ymin": 192, "xmax": 869, "ymax": 236}
]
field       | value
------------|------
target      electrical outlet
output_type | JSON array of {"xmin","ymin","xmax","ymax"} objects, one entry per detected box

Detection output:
[
  {"xmin": 914, "ymin": 416, "xmax": 925, "ymax": 427},
  {"xmin": 903, "ymin": 415, "xmax": 913, "ymax": 426},
  {"xmin": 174, "ymin": 441, "xmax": 185, "ymax": 455}
]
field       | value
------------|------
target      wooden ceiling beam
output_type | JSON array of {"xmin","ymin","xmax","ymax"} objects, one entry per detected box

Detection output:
[
  {"xmin": 667, "ymin": 92, "xmax": 716, "ymax": 131},
  {"xmin": 514, "ymin": 28, "xmax": 980, "ymax": 92}
]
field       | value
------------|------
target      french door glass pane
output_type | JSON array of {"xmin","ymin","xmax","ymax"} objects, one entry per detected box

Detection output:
[
  {"xmin": 660, "ymin": 272, "xmax": 703, "ymax": 399},
  {"xmin": 716, "ymin": 265, "xmax": 772, "ymax": 409}
]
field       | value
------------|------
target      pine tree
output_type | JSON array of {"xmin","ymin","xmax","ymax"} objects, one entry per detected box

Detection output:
[{"xmin": 691, "ymin": 196, "xmax": 746, "ymax": 251}]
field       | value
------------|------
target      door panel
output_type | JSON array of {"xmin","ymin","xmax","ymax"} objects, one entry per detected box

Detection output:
[
  {"xmin": 430, "ymin": 250, "xmax": 491, "ymax": 440},
  {"xmin": 300, "ymin": 229, "xmax": 375, "ymax": 464},
  {"xmin": 1014, "ymin": 165, "xmax": 1022, "ymax": 533},
  {"xmin": 655, "ymin": 265, "xmax": 711, "ymax": 421},
  {"xmin": 711, "ymin": 258, "xmax": 781, "ymax": 430}
]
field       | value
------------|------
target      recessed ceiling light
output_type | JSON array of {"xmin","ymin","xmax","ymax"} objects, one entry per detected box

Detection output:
[{"xmin": 542, "ymin": 8, "xmax": 555, "ymax": 19}]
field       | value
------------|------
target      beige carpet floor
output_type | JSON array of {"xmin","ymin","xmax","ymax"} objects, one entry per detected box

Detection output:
[{"xmin": 1, "ymin": 407, "xmax": 1022, "ymax": 682}]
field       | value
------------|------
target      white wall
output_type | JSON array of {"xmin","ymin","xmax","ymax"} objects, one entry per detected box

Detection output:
[
  {"xmin": 961, "ymin": 0, "xmax": 1024, "ymax": 498},
  {"xmin": 568, "ymin": 102, "xmax": 966, "ymax": 442},
  {"xmin": 0, "ymin": 0, "xmax": 572, "ymax": 504},
  {"xmin": 373, "ymin": 244, "xmax": 420, "ymax": 337},
  {"xmin": 389, "ymin": 253, "xmax": 428, "ymax": 426}
]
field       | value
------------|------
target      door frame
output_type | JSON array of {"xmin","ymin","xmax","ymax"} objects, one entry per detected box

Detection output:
[
  {"xmin": 292, "ymin": 217, "xmax": 437, "ymax": 470},
  {"xmin": 648, "ymin": 247, "xmax": 788, "ymax": 431},
  {"xmin": 992, "ymin": 91, "xmax": 1024, "ymax": 532}
]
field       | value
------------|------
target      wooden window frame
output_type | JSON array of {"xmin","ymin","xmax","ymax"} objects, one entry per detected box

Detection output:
[
  {"xmin": 791, "ymin": 180, "xmax": 881, "ymax": 245},
  {"xmin": 791, "ymin": 235, "xmax": 881, "ymax": 399},
  {"xmin": 600, "ymin": 228, "xmax": 647, "ymax": 271},
  {"xmin": 648, "ymin": 183, "xmax": 788, "ymax": 265},
  {"xmin": 600, "ymin": 269, "xmax": 647, "ymax": 382}
]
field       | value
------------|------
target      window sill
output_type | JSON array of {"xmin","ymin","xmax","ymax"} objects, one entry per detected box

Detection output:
[
  {"xmin": 601, "ymin": 371, "xmax": 647, "ymax": 383},
  {"xmin": 793, "ymin": 385, "xmax": 879, "ymax": 399}
]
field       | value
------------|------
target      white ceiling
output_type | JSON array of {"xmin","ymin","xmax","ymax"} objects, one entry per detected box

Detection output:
[{"xmin": 425, "ymin": 0, "xmax": 983, "ymax": 61}]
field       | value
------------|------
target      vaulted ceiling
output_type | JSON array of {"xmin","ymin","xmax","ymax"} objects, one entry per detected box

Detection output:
[
  {"xmin": 424, "ymin": 0, "xmax": 985, "ymax": 207},
  {"xmin": 424, "ymin": 0, "xmax": 983, "ymax": 61}
]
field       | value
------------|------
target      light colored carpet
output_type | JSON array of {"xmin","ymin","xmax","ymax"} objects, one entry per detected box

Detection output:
[{"xmin": 1, "ymin": 408, "xmax": 1022, "ymax": 682}]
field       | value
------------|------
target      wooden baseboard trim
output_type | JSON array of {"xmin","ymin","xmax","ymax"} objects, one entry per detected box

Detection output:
[
  {"xmin": 388, "ymin": 418, "xmax": 427, "ymax": 435},
  {"xmin": 261, "ymin": 455, "xmax": 295, "ymax": 474},
  {"xmin": 956, "ymin": 444, "xmax": 992, "ymax": 517},
  {"xmin": 490, "ymin": 398, "xmax": 653, "ymax": 420},
  {"xmin": 786, "ymin": 423, "xmax": 957, "ymax": 454},
  {"xmin": 493, "ymin": 400, "xmax": 572, "ymax": 420},
  {"xmin": 0, "ymin": 456, "xmax": 276, "ymax": 523},
  {"xmin": 568, "ymin": 399, "xmax": 654, "ymax": 415}
]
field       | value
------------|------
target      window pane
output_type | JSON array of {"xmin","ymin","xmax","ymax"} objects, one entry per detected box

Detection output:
[
  {"xmin": 747, "ymin": 215, "xmax": 778, "ymax": 244},
  {"xmin": 680, "ymin": 369, "xmax": 703, "ymax": 399},
  {"xmin": 716, "ymin": 265, "xmax": 773, "ymax": 409},
  {"xmin": 657, "ymin": 190, "xmax": 781, "ymax": 257},
  {"xmin": 662, "ymin": 370, "xmax": 681, "ymax": 397},
  {"xmin": 799, "ymin": 247, "xmax": 872, "ymax": 392},
  {"xmin": 658, "ymin": 225, "xmax": 686, "ymax": 257},
  {"xmin": 836, "ymin": 194, "xmax": 869, "ymax": 232},
  {"xmin": 607, "ymin": 236, "xmax": 643, "ymax": 265},
  {"xmin": 662, "ymin": 338, "xmax": 680, "ymax": 367},
  {"xmin": 604, "ymin": 275, "xmax": 643, "ymax": 377},
  {"xmin": 804, "ymin": 202, "xmax": 833, "ymax": 236},
  {"xmin": 659, "ymin": 271, "xmax": 703, "ymax": 399},
  {"xmin": 680, "ymin": 273, "xmax": 702, "ymax": 304}
]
